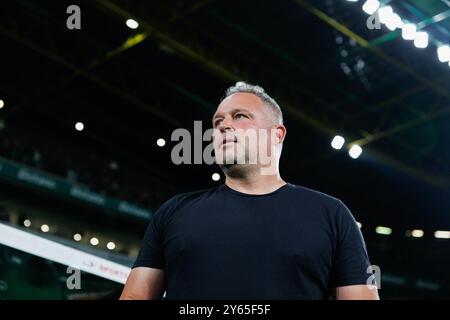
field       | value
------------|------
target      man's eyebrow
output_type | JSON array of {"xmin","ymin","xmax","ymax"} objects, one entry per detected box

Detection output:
[
  {"xmin": 213, "ymin": 108, "xmax": 253, "ymax": 121},
  {"xmin": 214, "ymin": 108, "xmax": 251, "ymax": 117},
  {"xmin": 231, "ymin": 108, "xmax": 251, "ymax": 114}
]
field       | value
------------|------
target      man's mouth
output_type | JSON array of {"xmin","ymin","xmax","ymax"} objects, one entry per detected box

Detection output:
[{"xmin": 221, "ymin": 136, "xmax": 238, "ymax": 146}]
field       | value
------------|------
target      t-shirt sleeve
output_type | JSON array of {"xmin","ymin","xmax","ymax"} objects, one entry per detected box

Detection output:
[
  {"xmin": 331, "ymin": 200, "xmax": 372, "ymax": 288},
  {"xmin": 132, "ymin": 198, "xmax": 176, "ymax": 269}
]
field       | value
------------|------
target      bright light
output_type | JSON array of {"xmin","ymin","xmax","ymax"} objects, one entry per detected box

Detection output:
[
  {"xmin": 41, "ymin": 224, "xmax": 50, "ymax": 233},
  {"xmin": 349, "ymin": 144, "xmax": 363, "ymax": 159},
  {"xmin": 378, "ymin": 6, "xmax": 393, "ymax": 24},
  {"xmin": 434, "ymin": 231, "xmax": 450, "ymax": 239},
  {"xmin": 437, "ymin": 45, "xmax": 450, "ymax": 62},
  {"xmin": 375, "ymin": 226, "xmax": 392, "ymax": 235},
  {"xmin": 362, "ymin": 0, "xmax": 380, "ymax": 15},
  {"xmin": 346, "ymin": 0, "xmax": 358, "ymax": 2},
  {"xmin": 23, "ymin": 219, "xmax": 31, "ymax": 228},
  {"xmin": 411, "ymin": 229, "xmax": 424, "ymax": 238},
  {"xmin": 402, "ymin": 24, "xmax": 416, "ymax": 40},
  {"xmin": 75, "ymin": 122, "xmax": 84, "ymax": 131},
  {"xmin": 0, "ymin": 100, "xmax": 4, "ymax": 109},
  {"xmin": 107, "ymin": 242, "xmax": 116, "ymax": 250},
  {"xmin": 394, "ymin": 14, "xmax": 404, "ymax": 28},
  {"xmin": 414, "ymin": 31, "xmax": 429, "ymax": 49},
  {"xmin": 385, "ymin": 13, "xmax": 403, "ymax": 31},
  {"xmin": 212, "ymin": 173, "xmax": 221, "ymax": 181},
  {"xmin": 126, "ymin": 19, "xmax": 139, "ymax": 29},
  {"xmin": 385, "ymin": 22, "xmax": 396, "ymax": 31},
  {"xmin": 356, "ymin": 222, "xmax": 362, "ymax": 229},
  {"xmin": 156, "ymin": 138, "xmax": 166, "ymax": 147},
  {"xmin": 73, "ymin": 233, "xmax": 82, "ymax": 242},
  {"xmin": 90, "ymin": 237, "xmax": 99, "ymax": 246},
  {"xmin": 331, "ymin": 135, "xmax": 345, "ymax": 150}
]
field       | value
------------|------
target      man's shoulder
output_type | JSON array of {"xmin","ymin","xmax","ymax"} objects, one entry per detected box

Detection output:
[
  {"xmin": 286, "ymin": 183, "xmax": 355, "ymax": 222},
  {"xmin": 286, "ymin": 183, "xmax": 343, "ymax": 207},
  {"xmin": 154, "ymin": 186, "xmax": 219, "ymax": 216}
]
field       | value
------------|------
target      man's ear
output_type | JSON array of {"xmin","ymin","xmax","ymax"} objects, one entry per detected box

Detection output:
[{"xmin": 274, "ymin": 125, "xmax": 286, "ymax": 144}]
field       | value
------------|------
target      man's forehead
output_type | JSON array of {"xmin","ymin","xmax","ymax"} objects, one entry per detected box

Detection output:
[{"xmin": 215, "ymin": 92, "xmax": 263, "ymax": 115}]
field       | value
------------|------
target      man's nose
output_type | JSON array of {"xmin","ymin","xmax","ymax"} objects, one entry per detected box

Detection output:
[{"xmin": 218, "ymin": 118, "xmax": 234, "ymax": 133}]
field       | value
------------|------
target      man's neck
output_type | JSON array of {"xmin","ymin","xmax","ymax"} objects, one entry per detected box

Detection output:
[{"xmin": 224, "ymin": 172, "xmax": 286, "ymax": 195}]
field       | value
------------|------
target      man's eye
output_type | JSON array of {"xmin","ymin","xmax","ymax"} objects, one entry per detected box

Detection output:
[{"xmin": 235, "ymin": 113, "xmax": 247, "ymax": 119}]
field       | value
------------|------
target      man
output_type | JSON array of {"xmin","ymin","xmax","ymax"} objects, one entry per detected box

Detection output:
[{"xmin": 120, "ymin": 82, "xmax": 379, "ymax": 300}]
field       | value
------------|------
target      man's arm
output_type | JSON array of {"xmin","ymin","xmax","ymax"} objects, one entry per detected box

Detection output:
[
  {"xmin": 120, "ymin": 267, "xmax": 165, "ymax": 300},
  {"xmin": 335, "ymin": 284, "xmax": 379, "ymax": 300}
]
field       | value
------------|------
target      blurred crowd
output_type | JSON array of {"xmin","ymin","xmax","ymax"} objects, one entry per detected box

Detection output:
[{"xmin": 0, "ymin": 130, "xmax": 168, "ymax": 209}]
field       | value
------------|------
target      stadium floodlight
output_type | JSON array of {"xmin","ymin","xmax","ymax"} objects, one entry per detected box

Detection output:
[
  {"xmin": 126, "ymin": 19, "xmax": 139, "ymax": 29},
  {"xmin": 434, "ymin": 231, "xmax": 450, "ymax": 239},
  {"xmin": 378, "ymin": 6, "xmax": 393, "ymax": 24},
  {"xmin": 437, "ymin": 45, "xmax": 450, "ymax": 62},
  {"xmin": 331, "ymin": 135, "xmax": 345, "ymax": 150},
  {"xmin": 402, "ymin": 23, "xmax": 416, "ymax": 40},
  {"xmin": 107, "ymin": 242, "xmax": 116, "ymax": 250},
  {"xmin": 375, "ymin": 226, "xmax": 392, "ymax": 235},
  {"xmin": 385, "ymin": 13, "xmax": 403, "ymax": 31},
  {"xmin": 349, "ymin": 144, "xmax": 363, "ymax": 159},
  {"xmin": 411, "ymin": 229, "xmax": 424, "ymax": 238},
  {"xmin": 157, "ymin": 138, "xmax": 166, "ymax": 147},
  {"xmin": 90, "ymin": 237, "xmax": 99, "ymax": 246},
  {"xmin": 414, "ymin": 31, "xmax": 429, "ymax": 48},
  {"xmin": 75, "ymin": 122, "xmax": 84, "ymax": 131},
  {"xmin": 362, "ymin": 0, "xmax": 380, "ymax": 15}
]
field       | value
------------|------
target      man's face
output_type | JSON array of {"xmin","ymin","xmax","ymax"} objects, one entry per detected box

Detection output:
[{"xmin": 212, "ymin": 92, "xmax": 277, "ymax": 167}]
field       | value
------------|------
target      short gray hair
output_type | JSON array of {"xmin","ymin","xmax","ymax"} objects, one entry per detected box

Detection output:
[{"xmin": 222, "ymin": 81, "xmax": 283, "ymax": 124}]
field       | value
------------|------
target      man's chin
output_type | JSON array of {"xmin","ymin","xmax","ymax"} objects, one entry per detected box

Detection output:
[
  {"xmin": 218, "ymin": 162, "xmax": 248, "ymax": 178},
  {"xmin": 217, "ymin": 157, "xmax": 253, "ymax": 171},
  {"xmin": 217, "ymin": 158, "xmax": 238, "ymax": 167}
]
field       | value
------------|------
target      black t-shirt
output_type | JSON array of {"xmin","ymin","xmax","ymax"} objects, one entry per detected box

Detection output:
[{"xmin": 133, "ymin": 183, "xmax": 372, "ymax": 300}]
